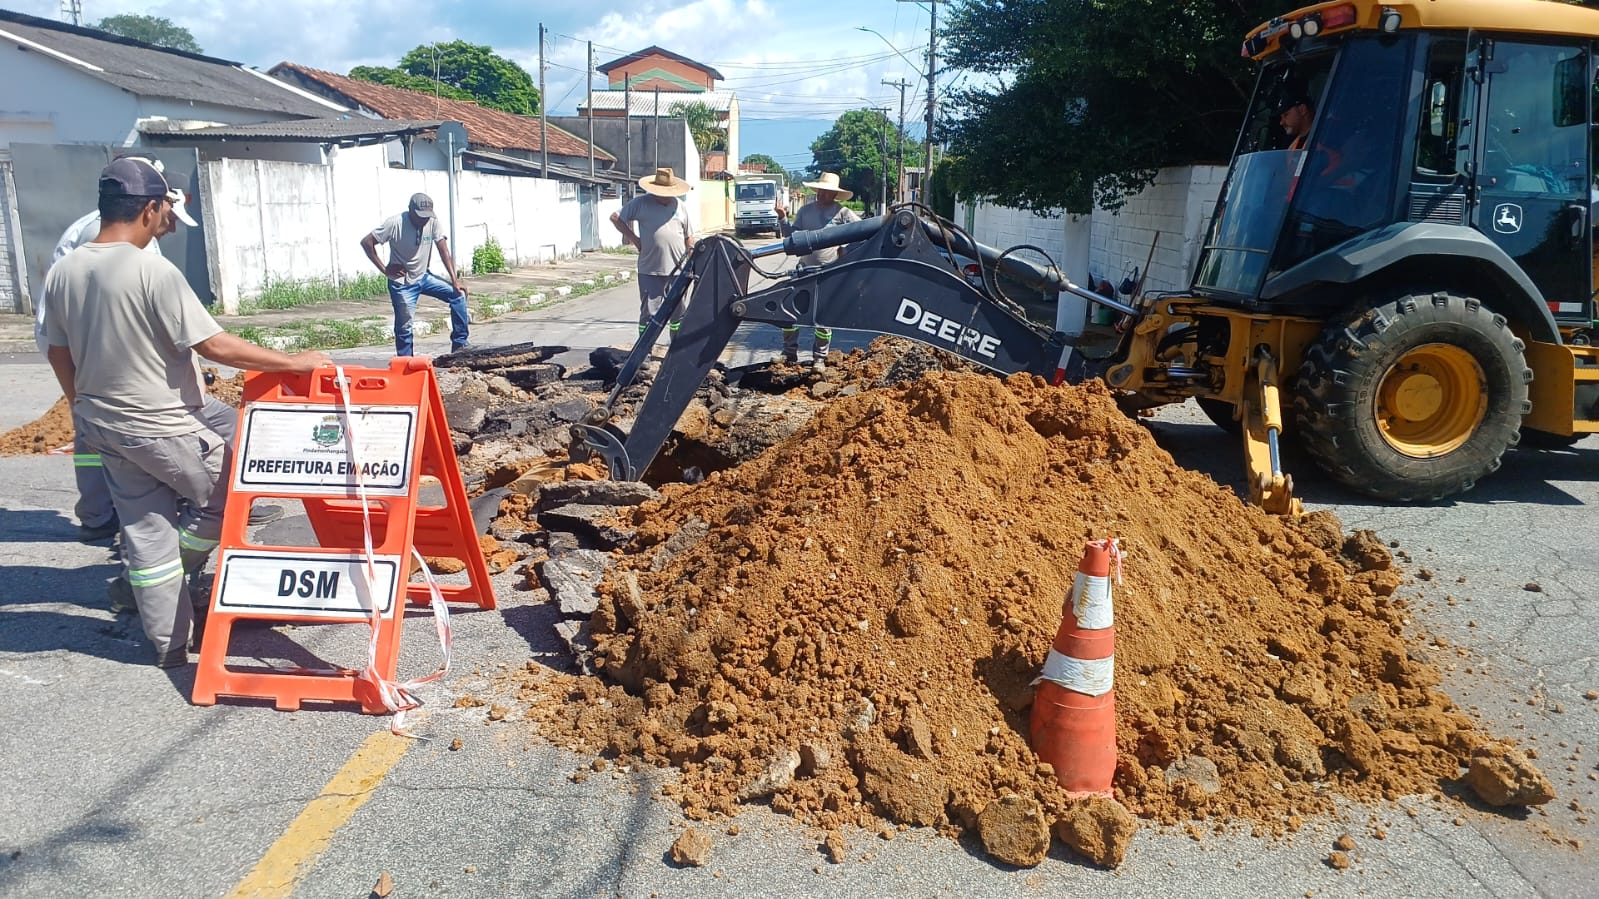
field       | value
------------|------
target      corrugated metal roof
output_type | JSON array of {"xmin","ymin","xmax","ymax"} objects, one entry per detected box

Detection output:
[
  {"xmin": 596, "ymin": 46, "xmax": 724, "ymax": 82},
  {"xmin": 579, "ymin": 90, "xmax": 736, "ymax": 115},
  {"xmin": 462, "ymin": 149, "xmax": 623, "ymax": 186},
  {"xmin": 0, "ymin": 9, "xmax": 340, "ymax": 118},
  {"xmin": 270, "ymin": 63, "xmax": 615, "ymax": 162},
  {"xmin": 140, "ymin": 117, "xmax": 443, "ymax": 142}
]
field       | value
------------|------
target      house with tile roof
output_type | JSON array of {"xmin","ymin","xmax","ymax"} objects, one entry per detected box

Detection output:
[
  {"xmin": 270, "ymin": 63, "xmax": 616, "ymax": 177},
  {"xmin": 578, "ymin": 48, "xmax": 737, "ymax": 182}
]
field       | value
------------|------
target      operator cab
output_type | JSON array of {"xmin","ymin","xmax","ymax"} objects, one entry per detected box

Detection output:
[{"xmin": 1194, "ymin": 13, "xmax": 1597, "ymax": 334}]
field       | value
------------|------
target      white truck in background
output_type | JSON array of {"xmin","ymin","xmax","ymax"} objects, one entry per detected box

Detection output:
[{"xmin": 733, "ymin": 173, "xmax": 786, "ymax": 237}]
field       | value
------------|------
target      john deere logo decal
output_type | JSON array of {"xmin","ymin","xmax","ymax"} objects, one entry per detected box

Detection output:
[
  {"xmin": 1493, "ymin": 203, "xmax": 1522, "ymax": 234},
  {"xmin": 310, "ymin": 415, "xmax": 344, "ymax": 447}
]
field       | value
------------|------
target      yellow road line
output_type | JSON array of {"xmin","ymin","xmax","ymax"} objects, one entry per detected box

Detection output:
[{"xmin": 226, "ymin": 732, "xmax": 411, "ymax": 899}]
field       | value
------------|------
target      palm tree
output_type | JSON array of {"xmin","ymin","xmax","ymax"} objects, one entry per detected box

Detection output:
[{"xmin": 669, "ymin": 100, "xmax": 727, "ymax": 160}]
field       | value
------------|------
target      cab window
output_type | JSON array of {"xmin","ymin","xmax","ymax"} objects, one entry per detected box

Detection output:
[{"xmin": 1416, "ymin": 39, "xmax": 1466, "ymax": 178}]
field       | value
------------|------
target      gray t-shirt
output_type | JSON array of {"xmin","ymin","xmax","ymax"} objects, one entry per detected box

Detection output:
[
  {"xmin": 785, "ymin": 201, "xmax": 861, "ymax": 266},
  {"xmin": 43, "ymin": 242, "xmax": 222, "ymax": 437},
  {"xmin": 371, "ymin": 213, "xmax": 443, "ymax": 283},
  {"xmin": 618, "ymin": 195, "xmax": 693, "ymax": 275}
]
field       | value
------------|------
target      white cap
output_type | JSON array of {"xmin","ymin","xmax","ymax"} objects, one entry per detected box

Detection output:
[{"xmin": 166, "ymin": 187, "xmax": 198, "ymax": 227}]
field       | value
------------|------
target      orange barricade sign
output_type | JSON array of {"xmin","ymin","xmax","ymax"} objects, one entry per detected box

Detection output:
[{"xmin": 193, "ymin": 358, "xmax": 494, "ymax": 714}]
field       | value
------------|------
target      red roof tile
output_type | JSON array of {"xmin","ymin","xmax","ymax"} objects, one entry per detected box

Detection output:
[{"xmin": 269, "ymin": 63, "xmax": 613, "ymax": 162}]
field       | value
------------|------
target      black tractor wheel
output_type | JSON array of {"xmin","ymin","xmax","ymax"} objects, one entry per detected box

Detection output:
[
  {"xmin": 1196, "ymin": 397, "xmax": 1242, "ymax": 435},
  {"xmin": 1292, "ymin": 289, "xmax": 1532, "ymax": 502}
]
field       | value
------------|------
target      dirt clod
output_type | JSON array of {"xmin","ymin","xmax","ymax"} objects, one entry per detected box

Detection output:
[
  {"xmin": 1334, "ymin": 833, "xmax": 1356, "ymax": 851},
  {"xmin": 1326, "ymin": 850, "xmax": 1350, "ymax": 871},
  {"xmin": 978, "ymin": 794, "xmax": 1051, "ymax": 867},
  {"xmin": 670, "ymin": 828, "xmax": 712, "ymax": 867},
  {"xmin": 1054, "ymin": 797, "xmax": 1138, "ymax": 868},
  {"xmin": 1465, "ymin": 745, "xmax": 1556, "ymax": 807}
]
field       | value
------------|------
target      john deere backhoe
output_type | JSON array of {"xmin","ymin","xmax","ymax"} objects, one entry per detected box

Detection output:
[{"xmin": 574, "ymin": 0, "xmax": 1599, "ymax": 514}]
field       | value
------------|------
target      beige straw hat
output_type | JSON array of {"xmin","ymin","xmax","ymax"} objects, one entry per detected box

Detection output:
[
  {"xmin": 801, "ymin": 171, "xmax": 853, "ymax": 200},
  {"xmin": 639, "ymin": 166, "xmax": 692, "ymax": 196}
]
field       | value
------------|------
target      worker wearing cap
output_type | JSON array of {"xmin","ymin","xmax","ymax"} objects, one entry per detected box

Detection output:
[
  {"xmin": 43, "ymin": 157, "xmax": 331, "ymax": 668},
  {"xmin": 775, "ymin": 172, "xmax": 860, "ymax": 372},
  {"xmin": 360, "ymin": 193, "xmax": 470, "ymax": 357},
  {"xmin": 1278, "ymin": 95, "xmax": 1315, "ymax": 150},
  {"xmin": 611, "ymin": 167, "xmax": 696, "ymax": 345}
]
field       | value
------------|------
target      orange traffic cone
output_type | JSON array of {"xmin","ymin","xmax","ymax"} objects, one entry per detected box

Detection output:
[{"xmin": 1030, "ymin": 537, "xmax": 1121, "ymax": 798}]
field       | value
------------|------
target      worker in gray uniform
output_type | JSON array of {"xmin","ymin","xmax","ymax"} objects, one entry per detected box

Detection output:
[
  {"xmin": 36, "ymin": 167, "xmax": 281, "ymax": 614},
  {"xmin": 43, "ymin": 158, "xmax": 330, "ymax": 668},
  {"xmin": 775, "ymin": 172, "xmax": 861, "ymax": 372}
]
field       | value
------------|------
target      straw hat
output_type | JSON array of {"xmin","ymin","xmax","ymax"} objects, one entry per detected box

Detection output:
[
  {"xmin": 802, "ymin": 172, "xmax": 853, "ymax": 200},
  {"xmin": 639, "ymin": 166, "xmax": 691, "ymax": 197}
]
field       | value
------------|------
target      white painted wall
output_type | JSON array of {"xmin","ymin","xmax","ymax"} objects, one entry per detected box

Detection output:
[
  {"xmin": 201, "ymin": 144, "xmax": 590, "ymax": 311},
  {"xmin": 599, "ymin": 196, "xmax": 623, "ymax": 249},
  {"xmin": 955, "ymin": 164, "xmax": 1230, "ymax": 332}
]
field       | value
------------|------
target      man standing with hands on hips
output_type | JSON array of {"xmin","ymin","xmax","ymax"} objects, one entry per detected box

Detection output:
[
  {"xmin": 611, "ymin": 167, "xmax": 696, "ymax": 347},
  {"xmin": 43, "ymin": 157, "xmax": 331, "ymax": 669},
  {"xmin": 361, "ymin": 192, "xmax": 471, "ymax": 357}
]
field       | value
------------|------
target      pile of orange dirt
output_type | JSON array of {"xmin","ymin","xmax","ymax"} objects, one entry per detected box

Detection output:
[
  {"xmin": 514, "ymin": 372, "xmax": 1546, "ymax": 863},
  {"xmin": 0, "ymin": 397, "xmax": 74, "ymax": 456},
  {"xmin": 0, "ymin": 372, "xmax": 248, "ymax": 457}
]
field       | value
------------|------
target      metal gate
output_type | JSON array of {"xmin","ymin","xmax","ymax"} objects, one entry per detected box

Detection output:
[
  {"xmin": 8, "ymin": 144, "xmax": 212, "ymax": 304},
  {"xmin": 578, "ymin": 185, "xmax": 599, "ymax": 251},
  {"xmin": 0, "ymin": 155, "xmax": 25, "ymax": 314}
]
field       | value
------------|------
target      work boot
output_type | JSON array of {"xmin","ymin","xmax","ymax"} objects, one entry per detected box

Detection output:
[
  {"xmin": 106, "ymin": 576, "xmax": 136, "ymax": 615},
  {"xmin": 811, "ymin": 356, "xmax": 828, "ymax": 375},
  {"xmin": 155, "ymin": 647, "xmax": 189, "ymax": 669},
  {"xmin": 77, "ymin": 520, "xmax": 119, "ymax": 543},
  {"xmin": 248, "ymin": 504, "xmax": 285, "ymax": 526}
]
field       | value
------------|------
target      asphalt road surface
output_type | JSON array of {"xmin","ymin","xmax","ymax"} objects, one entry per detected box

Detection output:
[{"xmin": 2, "ymin": 248, "xmax": 1596, "ymax": 898}]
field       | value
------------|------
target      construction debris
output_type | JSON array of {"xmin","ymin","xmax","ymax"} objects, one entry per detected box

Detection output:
[{"xmin": 503, "ymin": 367, "xmax": 1547, "ymax": 867}]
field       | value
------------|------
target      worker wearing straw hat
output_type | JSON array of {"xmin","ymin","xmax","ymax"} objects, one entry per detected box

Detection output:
[
  {"xmin": 776, "ymin": 172, "xmax": 860, "ymax": 372},
  {"xmin": 611, "ymin": 167, "xmax": 696, "ymax": 346}
]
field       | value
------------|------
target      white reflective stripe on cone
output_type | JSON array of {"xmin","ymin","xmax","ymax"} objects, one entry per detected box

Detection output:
[
  {"xmin": 1032, "ymin": 649, "xmax": 1114, "ymax": 697},
  {"xmin": 1071, "ymin": 572, "xmax": 1114, "ymax": 630}
]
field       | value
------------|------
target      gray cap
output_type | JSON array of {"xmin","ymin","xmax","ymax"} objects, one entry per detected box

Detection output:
[
  {"xmin": 99, "ymin": 157, "xmax": 169, "ymax": 199},
  {"xmin": 408, "ymin": 192, "xmax": 435, "ymax": 219}
]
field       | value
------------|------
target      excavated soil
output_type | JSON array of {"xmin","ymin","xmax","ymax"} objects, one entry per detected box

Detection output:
[
  {"xmin": 515, "ymin": 372, "xmax": 1544, "ymax": 853},
  {"xmin": 1, "ymin": 371, "xmax": 248, "ymax": 456},
  {"xmin": 0, "ymin": 396, "xmax": 74, "ymax": 455}
]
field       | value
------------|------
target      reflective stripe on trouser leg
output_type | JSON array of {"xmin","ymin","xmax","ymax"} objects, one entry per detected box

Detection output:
[
  {"xmin": 813, "ymin": 328, "xmax": 831, "ymax": 356},
  {"xmin": 782, "ymin": 327, "xmax": 800, "ymax": 351},
  {"xmin": 73, "ymin": 458, "xmax": 118, "ymax": 530}
]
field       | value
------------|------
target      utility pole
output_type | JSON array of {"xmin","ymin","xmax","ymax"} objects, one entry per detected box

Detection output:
[
  {"xmin": 924, "ymin": 0, "xmax": 937, "ymax": 203},
  {"xmin": 586, "ymin": 41, "xmax": 595, "ymax": 180},
  {"xmin": 625, "ymin": 74, "xmax": 633, "ymax": 196},
  {"xmin": 882, "ymin": 78, "xmax": 911, "ymax": 203},
  {"xmin": 873, "ymin": 107, "xmax": 891, "ymax": 214},
  {"xmin": 653, "ymin": 87, "xmax": 661, "ymax": 171},
  {"xmin": 59, "ymin": 0, "xmax": 81, "ymax": 26},
  {"xmin": 538, "ymin": 24, "xmax": 548, "ymax": 178}
]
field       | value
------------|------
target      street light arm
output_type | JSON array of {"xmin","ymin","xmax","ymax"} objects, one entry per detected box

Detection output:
[{"xmin": 856, "ymin": 26, "xmax": 925, "ymax": 79}]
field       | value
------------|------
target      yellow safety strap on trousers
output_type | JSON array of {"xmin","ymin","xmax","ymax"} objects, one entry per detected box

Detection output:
[
  {"xmin": 178, "ymin": 530, "xmax": 219, "ymax": 553},
  {"xmin": 782, "ymin": 327, "xmax": 831, "ymax": 338},
  {"xmin": 128, "ymin": 558, "xmax": 183, "ymax": 588},
  {"xmin": 73, "ymin": 454, "xmax": 102, "ymax": 468}
]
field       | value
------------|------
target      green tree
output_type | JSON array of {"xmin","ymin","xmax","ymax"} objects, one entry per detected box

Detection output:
[
  {"xmin": 393, "ymin": 41, "xmax": 539, "ymax": 115},
  {"xmin": 349, "ymin": 66, "xmax": 477, "ymax": 104},
  {"xmin": 94, "ymin": 14, "xmax": 202, "ymax": 53},
  {"xmin": 740, "ymin": 153, "xmax": 787, "ymax": 179},
  {"xmin": 669, "ymin": 100, "xmax": 728, "ymax": 163},
  {"xmin": 941, "ymin": 0, "xmax": 1280, "ymax": 213},
  {"xmin": 807, "ymin": 109, "xmax": 920, "ymax": 210}
]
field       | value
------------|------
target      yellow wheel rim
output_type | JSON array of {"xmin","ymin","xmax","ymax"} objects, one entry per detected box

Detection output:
[{"xmin": 1375, "ymin": 343, "xmax": 1486, "ymax": 457}]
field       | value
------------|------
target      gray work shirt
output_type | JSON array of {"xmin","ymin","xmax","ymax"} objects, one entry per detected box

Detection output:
[
  {"xmin": 371, "ymin": 213, "xmax": 443, "ymax": 283},
  {"xmin": 43, "ymin": 243, "xmax": 222, "ymax": 437},
  {"xmin": 618, "ymin": 195, "xmax": 693, "ymax": 276},
  {"xmin": 783, "ymin": 201, "xmax": 861, "ymax": 266}
]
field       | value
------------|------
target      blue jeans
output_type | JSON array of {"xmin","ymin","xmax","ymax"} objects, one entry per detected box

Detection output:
[{"xmin": 389, "ymin": 272, "xmax": 469, "ymax": 356}]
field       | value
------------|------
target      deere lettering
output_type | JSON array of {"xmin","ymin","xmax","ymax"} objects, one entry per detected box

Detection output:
[
  {"xmin": 894, "ymin": 298, "xmax": 1002, "ymax": 359},
  {"xmin": 277, "ymin": 568, "xmax": 341, "ymax": 599},
  {"xmin": 243, "ymin": 458, "xmax": 403, "ymax": 477}
]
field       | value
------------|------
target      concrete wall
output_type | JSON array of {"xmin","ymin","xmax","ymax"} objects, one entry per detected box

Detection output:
[
  {"xmin": 1090, "ymin": 165, "xmax": 1227, "ymax": 294},
  {"xmin": 955, "ymin": 164, "xmax": 1230, "ymax": 326},
  {"xmin": 201, "ymin": 144, "xmax": 587, "ymax": 311}
]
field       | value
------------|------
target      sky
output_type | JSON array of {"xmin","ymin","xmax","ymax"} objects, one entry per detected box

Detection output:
[{"xmin": 12, "ymin": 0, "xmax": 952, "ymax": 168}]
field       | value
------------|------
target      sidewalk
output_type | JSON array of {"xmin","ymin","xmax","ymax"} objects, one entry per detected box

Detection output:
[{"xmin": 0, "ymin": 250, "xmax": 640, "ymax": 353}]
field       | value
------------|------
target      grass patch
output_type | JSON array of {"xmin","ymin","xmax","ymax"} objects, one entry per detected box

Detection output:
[
  {"xmin": 597, "ymin": 245, "xmax": 638, "ymax": 256},
  {"xmin": 228, "ymin": 316, "xmax": 392, "ymax": 351},
  {"xmin": 238, "ymin": 273, "xmax": 389, "ymax": 314}
]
